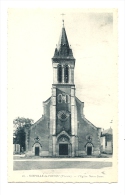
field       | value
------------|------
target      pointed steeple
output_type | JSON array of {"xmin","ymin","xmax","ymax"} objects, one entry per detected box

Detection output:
[
  {"xmin": 57, "ymin": 20, "xmax": 69, "ymax": 49},
  {"xmin": 53, "ymin": 20, "xmax": 74, "ymax": 59}
]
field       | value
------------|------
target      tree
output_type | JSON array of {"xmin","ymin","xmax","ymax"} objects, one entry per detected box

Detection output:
[{"xmin": 13, "ymin": 117, "xmax": 34, "ymax": 151}]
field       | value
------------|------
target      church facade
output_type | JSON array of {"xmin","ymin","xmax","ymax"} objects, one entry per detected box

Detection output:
[{"xmin": 25, "ymin": 21, "xmax": 102, "ymax": 157}]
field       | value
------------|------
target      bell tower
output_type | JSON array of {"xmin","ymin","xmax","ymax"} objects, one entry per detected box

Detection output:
[
  {"xmin": 52, "ymin": 20, "xmax": 75, "ymax": 85},
  {"xmin": 50, "ymin": 20, "xmax": 77, "ymax": 157}
]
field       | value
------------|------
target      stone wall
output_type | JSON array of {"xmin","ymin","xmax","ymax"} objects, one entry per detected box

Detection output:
[
  {"xmin": 26, "ymin": 94, "xmax": 101, "ymax": 157},
  {"xmin": 76, "ymin": 98, "xmax": 100, "ymax": 156},
  {"xmin": 26, "ymin": 98, "xmax": 51, "ymax": 156}
]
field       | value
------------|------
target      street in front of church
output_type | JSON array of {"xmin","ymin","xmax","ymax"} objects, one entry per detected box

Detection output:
[{"xmin": 13, "ymin": 157, "xmax": 112, "ymax": 171}]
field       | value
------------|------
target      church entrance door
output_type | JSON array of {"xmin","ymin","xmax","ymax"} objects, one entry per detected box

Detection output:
[
  {"xmin": 87, "ymin": 146, "xmax": 92, "ymax": 155},
  {"xmin": 35, "ymin": 147, "xmax": 39, "ymax": 156},
  {"xmin": 59, "ymin": 144, "xmax": 68, "ymax": 155}
]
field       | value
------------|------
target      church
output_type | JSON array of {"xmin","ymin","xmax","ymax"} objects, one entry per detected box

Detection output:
[{"xmin": 25, "ymin": 20, "xmax": 102, "ymax": 157}]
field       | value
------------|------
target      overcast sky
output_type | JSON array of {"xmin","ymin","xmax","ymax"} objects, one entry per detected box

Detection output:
[{"xmin": 8, "ymin": 9, "xmax": 118, "ymax": 130}]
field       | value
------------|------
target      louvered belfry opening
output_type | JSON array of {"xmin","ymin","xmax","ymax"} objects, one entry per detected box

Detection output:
[
  {"xmin": 58, "ymin": 64, "xmax": 62, "ymax": 83},
  {"xmin": 64, "ymin": 65, "xmax": 69, "ymax": 83}
]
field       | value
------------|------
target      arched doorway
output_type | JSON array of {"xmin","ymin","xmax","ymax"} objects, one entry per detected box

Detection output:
[
  {"xmin": 35, "ymin": 147, "xmax": 39, "ymax": 156},
  {"xmin": 59, "ymin": 143, "xmax": 68, "ymax": 155},
  {"xmin": 56, "ymin": 132, "xmax": 71, "ymax": 156},
  {"xmin": 87, "ymin": 146, "xmax": 92, "ymax": 155},
  {"xmin": 32, "ymin": 142, "xmax": 42, "ymax": 156},
  {"xmin": 86, "ymin": 142, "xmax": 93, "ymax": 155}
]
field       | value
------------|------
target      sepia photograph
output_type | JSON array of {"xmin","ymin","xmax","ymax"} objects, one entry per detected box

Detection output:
[{"xmin": 7, "ymin": 8, "xmax": 118, "ymax": 182}]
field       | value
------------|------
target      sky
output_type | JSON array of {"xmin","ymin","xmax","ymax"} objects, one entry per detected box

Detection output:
[{"xmin": 8, "ymin": 9, "xmax": 118, "ymax": 130}]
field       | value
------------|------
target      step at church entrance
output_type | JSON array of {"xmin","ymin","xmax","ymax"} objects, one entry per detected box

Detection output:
[{"xmin": 59, "ymin": 144, "xmax": 68, "ymax": 155}]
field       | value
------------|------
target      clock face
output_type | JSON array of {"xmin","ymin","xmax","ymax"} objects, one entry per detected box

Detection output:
[{"xmin": 57, "ymin": 110, "xmax": 70, "ymax": 121}]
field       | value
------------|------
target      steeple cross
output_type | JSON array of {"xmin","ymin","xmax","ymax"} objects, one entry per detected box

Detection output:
[
  {"xmin": 61, "ymin": 13, "xmax": 65, "ymax": 27},
  {"xmin": 61, "ymin": 13, "xmax": 65, "ymax": 18}
]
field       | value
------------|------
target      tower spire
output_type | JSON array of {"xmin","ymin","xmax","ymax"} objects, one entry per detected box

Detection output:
[{"xmin": 53, "ymin": 18, "xmax": 74, "ymax": 58}]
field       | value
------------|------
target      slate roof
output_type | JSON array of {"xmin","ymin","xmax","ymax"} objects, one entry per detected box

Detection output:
[{"xmin": 57, "ymin": 27, "xmax": 69, "ymax": 50}]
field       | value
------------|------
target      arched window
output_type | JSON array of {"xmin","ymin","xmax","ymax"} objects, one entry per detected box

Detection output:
[
  {"xmin": 58, "ymin": 94, "xmax": 62, "ymax": 103},
  {"xmin": 57, "ymin": 65, "xmax": 62, "ymax": 83},
  {"xmin": 64, "ymin": 65, "xmax": 69, "ymax": 83}
]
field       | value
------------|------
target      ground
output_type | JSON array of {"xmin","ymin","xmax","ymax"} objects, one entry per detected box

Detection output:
[{"xmin": 13, "ymin": 155, "xmax": 112, "ymax": 170}]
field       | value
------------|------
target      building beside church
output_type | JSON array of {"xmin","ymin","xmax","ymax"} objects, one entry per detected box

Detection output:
[
  {"xmin": 25, "ymin": 21, "xmax": 102, "ymax": 157},
  {"xmin": 100, "ymin": 127, "xmax": 113, "ymax": 154}
]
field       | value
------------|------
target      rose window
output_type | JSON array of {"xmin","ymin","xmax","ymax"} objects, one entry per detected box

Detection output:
[{"xmin": 57, "ymin": 110, "xmax": 70, "ymax": 121}]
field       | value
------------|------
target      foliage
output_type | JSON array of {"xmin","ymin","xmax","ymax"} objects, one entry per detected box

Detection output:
[{"xmin": 13, "ymin": 117, "xmax": 34, "ymax": 151}]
